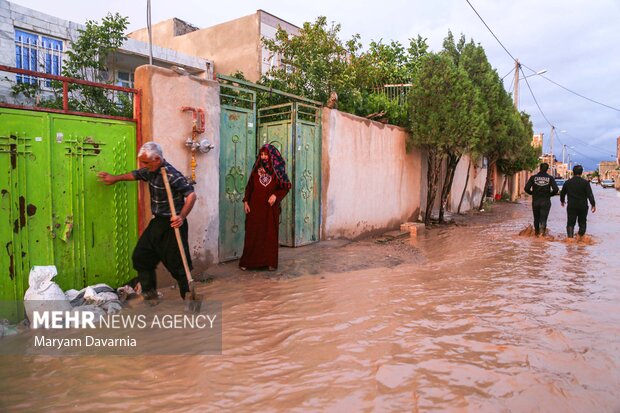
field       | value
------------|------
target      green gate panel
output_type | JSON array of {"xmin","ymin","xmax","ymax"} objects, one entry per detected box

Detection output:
[
  {"xmin": 0, "ymin": 108, "xmax": 137, "ymax": 322},
  {"xmin": 219, "ymin": 106, "xmax": 256, "ymax": 261},
  {"xmin": 0, "ymin": 109, "xmax": 52, "ymax": 321},
  {"xmin": 294, "ymin": 115, "xmax": 321, "ymax": 246},
  {"xmin": 257, "ymin": 103, "xmax": 321, "ymax": 247},
  {"xmin": 257, "ymin": 114, "xmax": 294, "ymax": 247},
  {"xmin": 49, "ymin": 115, "xmax": 137, "ymax": 291}
]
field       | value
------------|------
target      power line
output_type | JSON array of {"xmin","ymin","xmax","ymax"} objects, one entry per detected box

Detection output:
[
  {"xmin": 554, "ymin": 134, "xmax": 603, "ymax": 164},
  {"xmin": 520, "ymin": 63, "xmax": 620, "ymax": 112},
  {"xmin": 464, "ymin": 0, "xmax": 616, "ymax": 166},
  {"xmin": 501, "ymin": 66, "xmax": 515, "ymax": 81},
  {"xmin": 562, "ymin": 132, "xmax": 615, "ymax": 157},
  {"xmin": 519, "ymin": 66, "xmax": 553, "ymax": 128},
  {"xmin": 464, "ymin": 0, "xmax": 516, "ymax": 62}
]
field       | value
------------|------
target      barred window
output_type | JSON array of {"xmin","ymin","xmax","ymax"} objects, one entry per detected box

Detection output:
[
  {"xmin": 15, "ymin": 29, "xmax": 63, "ymax": 86},
  {"xmin": 116, "ymin": 70, "xmax": 134, "ymax": 88}
]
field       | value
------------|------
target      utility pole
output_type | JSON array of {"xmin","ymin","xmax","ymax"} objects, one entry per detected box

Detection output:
[
  {"xmin": 549, "ymin": 126, "xmax": 555, "ymax": 177},
  {"xmin": 513, "ymin": 59, "xmax": 520, "ymax": 109},
  {"xmin": 510, "ymin": 59, "xmax": 521, "ymax": 201},
  {"xmin": 562, "ymin": 144, "xmax": 567, "ymax": 178}
]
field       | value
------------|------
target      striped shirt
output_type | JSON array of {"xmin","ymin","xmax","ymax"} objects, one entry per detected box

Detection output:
[{"xmin": 132, "ymin": 160, "xmax": 194, "ymax": 217}]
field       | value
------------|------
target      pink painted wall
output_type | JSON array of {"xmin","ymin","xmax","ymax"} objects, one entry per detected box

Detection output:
[
  {"xmin": 135, "ymin": 65, "xmax": 220, "ymax": 282},
  {"xmin": 321, "ymin": 109, "xmax": 424, "ymax": 239}
]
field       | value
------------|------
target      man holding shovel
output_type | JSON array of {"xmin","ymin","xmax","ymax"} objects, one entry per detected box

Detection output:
[{"xmin": 98, "ymin": 142, "xmax": 196, "ymax": 301}]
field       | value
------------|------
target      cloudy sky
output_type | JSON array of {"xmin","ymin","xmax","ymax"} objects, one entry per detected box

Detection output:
[{"xmin": 12, "ymin": 0, "xmax": 620, "ymax": 169}]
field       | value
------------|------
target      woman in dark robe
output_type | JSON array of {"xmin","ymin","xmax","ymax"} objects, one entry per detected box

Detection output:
[{"xmin": 239, "ymin": 144, "xmax": 291, "ymax": 271}]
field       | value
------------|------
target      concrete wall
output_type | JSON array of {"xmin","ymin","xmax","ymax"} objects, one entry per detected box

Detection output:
[
  {"xmin": 135, "ymin": 65, "xmax": 220, "ymax": 281},
  {"xmin": 129, "ymin": 14, "xmax": 261, "ymax": 81},
  {"xmin": 449, "ymin": 155, "xmax": 487, "ymax": 213},
  {"xmin": 321, "ymin": 108, "xmax": 424, "ymax": 239},
  {"xmin": 321, "ymin": 108, "xmax": 488, "ymax": 239}
]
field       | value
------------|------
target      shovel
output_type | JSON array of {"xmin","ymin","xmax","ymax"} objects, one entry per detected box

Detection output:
[{"xmin": 160, "ymin": 167, "xmax": 200, "ymax": 312}]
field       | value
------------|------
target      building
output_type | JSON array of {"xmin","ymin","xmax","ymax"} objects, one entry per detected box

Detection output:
[
  {"xmin": 599, "ymin": 161, "xmax": 619, "ymax": 180},
  {"xmin": 555, "ymin": 162, "xmax": 569, "ymax": 179},
  {"xmin": 0, "ymin": 0, "xmax": 212, "ymax": 104},
  {"xmin": 532, "ymin": 133, "xmax": 543, "ymax": 148},
  {"xmin": 128, "ymin": 10, "xmax": 300, "ymax": 82}
]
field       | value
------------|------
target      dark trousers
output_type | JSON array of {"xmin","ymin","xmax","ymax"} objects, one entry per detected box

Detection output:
[
  {"xmin": 532, "ymin": 199, "xmax": 551, "ymax": 234},
  {"xmin": 132, "ymin": 216, "xmax": 192, "ymax": 298},
  {"xmin": 567, "ymin": 206, "xmax": 588, "ymax": 236}
]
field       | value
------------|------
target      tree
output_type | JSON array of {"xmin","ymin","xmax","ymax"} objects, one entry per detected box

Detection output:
[
  {"xmin": 437, "ymin": 33, "xmax": 489, "ymax": 222},
  {"xmin": 261, "ymin": 16, "xmax": 361, "ymax": 108},
  {"xmin": 259, "ymin": 16, "xmax": 429, "ymax": 127},
  {"xmin": 409, "ymin": 52, "xmax": 483, "ymax": 225},
  {"xmin": 13, "ymin": 13, "xmax": 131, "ymax": 117}
]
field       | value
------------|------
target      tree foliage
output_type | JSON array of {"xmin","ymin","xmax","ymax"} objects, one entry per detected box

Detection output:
[
  {"xmin": 11, "ymin": 13, "xmax": 132, "ymax": 117},
  {"xmin": 259, "ymin": 17, "xmax": 429, "ymax": 127},
  {"xmin": 261, "ymin": 16, "xmax": 361, "ymax": 108},
  {"xmin": 409, "ymin": 52, "xmax": 483, "ymax": 225}
]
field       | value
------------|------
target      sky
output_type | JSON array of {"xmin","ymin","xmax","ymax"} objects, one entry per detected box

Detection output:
[{"xmin": 11, "ymin": 0, "xmax": 620, "ymax": 170}]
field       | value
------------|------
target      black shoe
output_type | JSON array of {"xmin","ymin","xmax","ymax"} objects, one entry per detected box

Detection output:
[{"xmin": 566, "ymin": 226, "xmax": 575, "ymax": 238}]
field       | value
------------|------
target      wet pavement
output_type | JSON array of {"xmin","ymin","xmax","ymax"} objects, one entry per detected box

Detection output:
[{"xmin": 1, "ymin": 186, "xmax": 619, "ymax": 412}]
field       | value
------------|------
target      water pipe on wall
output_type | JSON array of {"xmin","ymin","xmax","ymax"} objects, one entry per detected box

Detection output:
[{"xmin": 181, "ymin": 106, "xmax": 214, "ymax": 183}]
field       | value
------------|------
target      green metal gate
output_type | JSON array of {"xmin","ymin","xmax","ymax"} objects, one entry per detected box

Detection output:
[
  {"xmin": 218, "ymin": 84, "xmax": 256, "ymax": 261},
  {"xmin": 258, "ymin": 102, "xmax": 321, "ymax": 247},
  {"xmin": 1, "ymin": 108, "xmax": 137, "ymax": 320}
]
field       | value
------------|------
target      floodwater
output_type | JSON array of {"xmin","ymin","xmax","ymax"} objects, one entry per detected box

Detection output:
[{"xmin": 1, "ymin": 186, "xmax": 619, "ymax": 412}]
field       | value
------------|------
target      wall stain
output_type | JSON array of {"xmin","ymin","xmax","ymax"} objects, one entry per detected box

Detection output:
[
  {"xmin": 19, "ymin": 196, "xmax": 26, "ymax": 229},
  {"xmin": 27, "ymin": 204, "xmax": 37, "ymax": 216},
  {"xmin": 6, "ymin": 241, "xmax": 14, "ymax": 280}
]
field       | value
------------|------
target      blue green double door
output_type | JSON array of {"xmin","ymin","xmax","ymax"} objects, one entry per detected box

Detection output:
[
  {"xmin": 219, "ymin": 100, "xmax": 321, "ymax": 261},
  {"xmin": 0, "ymin": 108, "xmax": 138, "ymax": 320}
]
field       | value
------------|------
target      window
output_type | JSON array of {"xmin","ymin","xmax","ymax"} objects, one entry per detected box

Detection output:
[
  {"xmin": 115, "ymin": 70, "xmax": 134, "ymax": 89},
  {"xmin": 14, "ymin": 29, "xmax": 63, "ymax": 86}
]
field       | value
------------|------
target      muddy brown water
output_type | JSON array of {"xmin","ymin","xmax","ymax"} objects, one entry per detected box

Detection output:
[{"xmin": 1, "ymin": 187, "xmax": 619, "ymax": 412}]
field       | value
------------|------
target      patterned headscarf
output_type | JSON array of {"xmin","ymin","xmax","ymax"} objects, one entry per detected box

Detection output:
[{"xmin": 253, "ymin": 144, "xmax": 292, "ymax": 190}]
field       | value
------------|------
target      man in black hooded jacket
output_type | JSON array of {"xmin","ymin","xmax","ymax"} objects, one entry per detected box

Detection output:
[
  {"xmin": 560, "ymin": 164, "xmax": 596, "ymax": 238},
  {"xmin": 524, "ymin": 163, "xmax": 559, "ymax": 236}
]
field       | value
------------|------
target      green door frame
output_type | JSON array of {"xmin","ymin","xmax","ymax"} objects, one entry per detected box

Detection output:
[{"xmin": 218, "ymin": 83, "xmax": 257, "ymax": 261}]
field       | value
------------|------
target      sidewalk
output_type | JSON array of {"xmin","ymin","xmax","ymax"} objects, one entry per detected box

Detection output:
[{"xmin": 204, "ymin": 237, "xmax": 426, "ymax": 281}]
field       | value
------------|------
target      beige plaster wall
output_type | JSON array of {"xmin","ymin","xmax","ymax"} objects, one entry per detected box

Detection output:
[
  {"xmin": 135, "ymin": 65, "xmax": 220, "ymax": 282},
  {"xmin": 129, "ymin": 14, "xmax": 261, "ymax": 81},
  {"xmin": 448, "ymin": 155, "xmax": 487, "ymax": 213},
  {"xmin": 321, "ymin": 108, "xmax": 424, "ymax": 239}
]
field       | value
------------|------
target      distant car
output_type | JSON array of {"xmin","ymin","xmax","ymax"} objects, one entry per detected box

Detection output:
[
  {"xmin": 555, "ymin": 179, "xmax": 566, "ymax": 188},
  {"xmin": 601, "ymin": 179, "xmax": 615, "ymax": 188},
  {"xmin": 592, "ymin": 177, "xmax": 600, "ymax": 184}
]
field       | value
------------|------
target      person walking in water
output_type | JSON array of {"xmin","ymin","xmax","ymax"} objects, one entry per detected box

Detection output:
[
  {"xmin": 560, "ymin": 164, "xmax": 596, "ymax": 238},
  {"xmin": 524, "ymin": 163, "xmax": 559, "ymax": 236}
]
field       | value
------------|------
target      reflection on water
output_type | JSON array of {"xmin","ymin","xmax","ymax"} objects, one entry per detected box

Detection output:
[{"xmin": 1, "ymin": 187, "xmax": 619, "ymax": 412}]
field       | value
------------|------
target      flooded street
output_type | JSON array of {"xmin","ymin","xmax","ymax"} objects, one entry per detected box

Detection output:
[{"xmin": 2, "ymin": 186, "xmax": 620, "ymax": 412}]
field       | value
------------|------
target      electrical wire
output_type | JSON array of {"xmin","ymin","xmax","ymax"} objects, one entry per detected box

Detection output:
[
  {"xmin": 465, "ymin": 0, "xmax": 615, "ymax": 167},
  {"xmin": 464, "ymin": 0, "xmax": 516, "ymax": 62},
  {"xmin": 521, "ymin": 63, "xmax": 620, "ymax": 112},
  {"xmin": 501, "ymin": 66, "xmax": 515, "ymax": 81},
  {"xmin": 519, "ymin": 66, "xmax": 553, "ymax": 127}
]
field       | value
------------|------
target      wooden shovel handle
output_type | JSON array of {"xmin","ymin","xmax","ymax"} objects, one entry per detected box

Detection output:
[{"xmin": 160, "ymin": 167, "xmax": 192, "ymax": 283}]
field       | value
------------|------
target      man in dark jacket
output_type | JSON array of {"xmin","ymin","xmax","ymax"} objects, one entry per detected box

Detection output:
[
  {"xmin": 524, "ymin": 163, "xmax": 559, "ymax": 236},
  {"xmin": 560, "ymin": 165, "xmax": 596, "ymax": 238}
]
